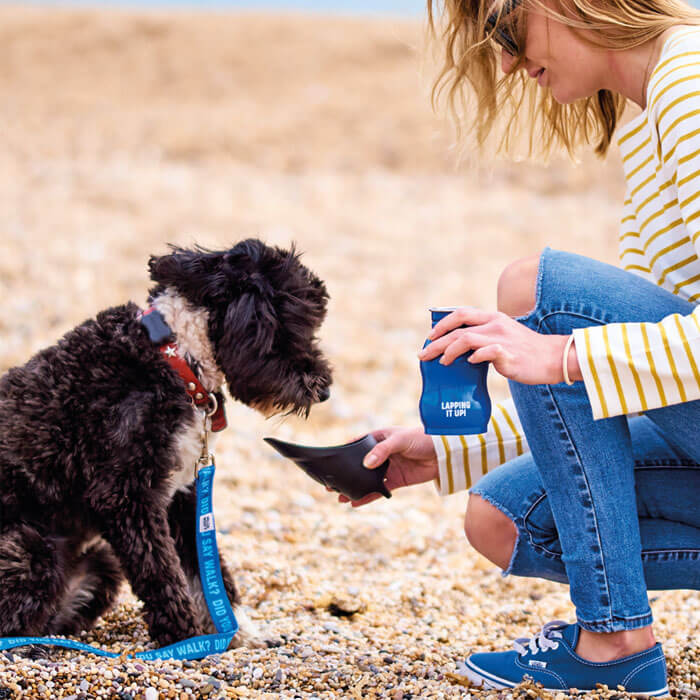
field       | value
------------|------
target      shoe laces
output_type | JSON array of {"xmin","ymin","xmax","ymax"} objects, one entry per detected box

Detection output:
[{"xmin": 513, "ymin": 620, "xmax": 568, "ymax": 656}]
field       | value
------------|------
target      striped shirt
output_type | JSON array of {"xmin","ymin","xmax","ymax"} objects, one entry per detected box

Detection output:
[{"xmin": 433, "ymin": 27, "xmax": 700, "ymax": 496}]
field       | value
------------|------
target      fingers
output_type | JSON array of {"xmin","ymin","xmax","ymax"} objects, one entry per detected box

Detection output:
[
  {"xmin": 429, "ymin": 307, "xmax": 496, "ymax": 341},
  {"xmin": 419, "ymin": 327, "xmax": 491, "ymax": 364},
  {"xmin": 367, "ymin": 428, "xmax": 390, "ymax": 443},
  {"xmin": 362, "ymin": 430, "xmax": 410, "ymax": 469},
  {"xmin": 419, "ymin": 313, "xmax": 512, "ymax": 365},
  {"xmin": 419, "ymin": 328, "xmax": 470, "ymax": 362},
  {"xmin": 339, "ymin": 492, "xmax": 382, "ymax": 507},
  {"xmin": 436, "ymin": 331, "xmax": 477, "ymax": 365},
  {"xmin": 331, "ymin": 486, "xmax": 378, "ymax": 506},
  {"xmin": 468, "ymin": 343, "xmax": 514, "ymax": 366}
]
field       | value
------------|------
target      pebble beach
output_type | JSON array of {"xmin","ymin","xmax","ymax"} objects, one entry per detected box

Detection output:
[{"xmin": 0, "ymin": 5, "xmax": 698, "ymax": 698}]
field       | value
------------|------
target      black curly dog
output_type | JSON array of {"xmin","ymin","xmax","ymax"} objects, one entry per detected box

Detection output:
[{"xmin": 0, "ymin": 240, "xmax": 332, "ymax": 648}]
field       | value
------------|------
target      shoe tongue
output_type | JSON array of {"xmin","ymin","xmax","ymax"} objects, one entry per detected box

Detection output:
[{"xmin": 557, "ymin": 623, "xmax": 580, "ymax": 649}]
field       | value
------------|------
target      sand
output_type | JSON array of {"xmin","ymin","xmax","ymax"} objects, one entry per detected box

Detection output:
[{"xmin": 0, "ymin": 5, "xmax": 697, "ymax": 698}]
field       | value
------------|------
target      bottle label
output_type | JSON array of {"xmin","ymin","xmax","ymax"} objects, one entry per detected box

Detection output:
[{"xmin": 441, "ymin": 400, "xmax": 472, "ymax": 417}]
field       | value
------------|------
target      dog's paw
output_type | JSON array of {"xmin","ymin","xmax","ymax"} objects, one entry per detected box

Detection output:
[
  {"xmin": 15, "ymin": 644, "xmax": 51, "ymax": 660},
  {"xmin": 228, "ymin": 607, "xmax": 269, "ymax": 649}
]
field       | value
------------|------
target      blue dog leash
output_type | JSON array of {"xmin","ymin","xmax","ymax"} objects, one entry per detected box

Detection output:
[{"xmin": 0, "ymin": 446, "xmax": 239, "ymax": 660}]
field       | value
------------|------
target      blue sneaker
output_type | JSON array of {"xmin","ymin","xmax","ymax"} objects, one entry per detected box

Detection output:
[{"xmin": 458, "ymin": 620, "xmax": 669, "ymax": 697}]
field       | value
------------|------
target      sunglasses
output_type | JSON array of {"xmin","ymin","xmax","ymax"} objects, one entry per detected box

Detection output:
[{"xmin": 485, "ymin": 0, "xmax": 522, "ymax": 55}]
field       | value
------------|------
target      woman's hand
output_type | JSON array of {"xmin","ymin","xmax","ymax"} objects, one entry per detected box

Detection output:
[
  {"xmin": 337, "ymin": 426, "xmax": 438, "ymax": 507},
  {"xmin": 417, "ymin": 307, "xmax": 578, "ymax": 385}
]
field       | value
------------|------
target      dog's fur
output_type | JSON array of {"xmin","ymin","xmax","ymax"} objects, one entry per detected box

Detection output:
[{"xmin": 0, "ymin": 239, "xmax": 332, "ymax": 648}]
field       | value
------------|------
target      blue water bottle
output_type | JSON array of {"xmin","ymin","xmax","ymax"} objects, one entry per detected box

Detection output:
[{"xmin": 419, "ymin": 307, "xmax": 491, "ymax": 435}]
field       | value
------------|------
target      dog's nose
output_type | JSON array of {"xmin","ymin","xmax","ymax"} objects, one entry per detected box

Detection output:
[{"xmin": 318, "ymin": 386, "xmax": 331, "ymax": 402}]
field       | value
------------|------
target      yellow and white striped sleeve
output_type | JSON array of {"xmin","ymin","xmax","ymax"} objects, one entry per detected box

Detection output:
[
  {"xmin": 430, "ymin": 396, "xmax": 529, "ymax": 496},
  {"xmin": 572, "ymin": 67, "xmax": 700, "ymax": 421},
  {"xmin": 572, "ymin": 307, "xmax": 700, "ymax": 420}
]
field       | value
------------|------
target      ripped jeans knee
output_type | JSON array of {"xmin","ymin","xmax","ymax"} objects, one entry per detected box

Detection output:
[{"xmin": 469, "ymin": 454, "xmax": 569, "ymax": 585}]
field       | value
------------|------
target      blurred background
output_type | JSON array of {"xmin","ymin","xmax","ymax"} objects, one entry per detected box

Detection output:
[
  {"xmin": 0, "ymin": 0, "xmax": 629, "ymax": 426},
  {"xmin": 1, "ymin": 1, "xmax": 697, "ymax": 697},
  {"xmin": 16, "ymin": 0, "xmax": 426, "ymax": 14}
]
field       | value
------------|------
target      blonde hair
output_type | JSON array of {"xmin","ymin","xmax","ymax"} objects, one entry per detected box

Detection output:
[{"xmin": 427, "ymin": 0, "xmax": 700, "ymax": 162}]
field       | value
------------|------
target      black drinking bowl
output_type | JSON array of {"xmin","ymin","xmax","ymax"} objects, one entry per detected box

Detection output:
[{"xmin": 263, "ymin": 434, "xmax": 391, "ymax": 501}]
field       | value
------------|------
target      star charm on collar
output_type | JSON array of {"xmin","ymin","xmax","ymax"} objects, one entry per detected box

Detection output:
[{"xmin": 164, "ymin": 345, "xmax": 178, "ymax": 358}]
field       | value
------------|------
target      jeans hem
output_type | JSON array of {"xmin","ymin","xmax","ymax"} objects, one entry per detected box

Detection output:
[{"xmin": 576, "ymin": 612, "xmax": 654, "ymax": 633}]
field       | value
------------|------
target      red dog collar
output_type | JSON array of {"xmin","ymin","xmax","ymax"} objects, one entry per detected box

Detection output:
[{"xmin": 140, "ymin": 307, "xmax": 227, "ymax": 432}]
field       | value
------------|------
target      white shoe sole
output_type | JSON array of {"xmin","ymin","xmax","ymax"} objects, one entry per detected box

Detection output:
[{"xmin": 457, "ymin": 660, "xmax": 670, "ymax": 698}]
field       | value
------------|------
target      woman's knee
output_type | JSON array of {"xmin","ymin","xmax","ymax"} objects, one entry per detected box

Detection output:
[
  {"xmin": 497, "ymin": 251, "xmax": 542, "ymax": 319},
  {"xmin": 464, "ymin": 493, "xmax": 518, "ymax": 571}
]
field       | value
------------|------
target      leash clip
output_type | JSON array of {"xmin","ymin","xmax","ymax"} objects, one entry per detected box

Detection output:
[{"xmin": 195, "ymin": 406, "xmax": 216, "ymax": 478}]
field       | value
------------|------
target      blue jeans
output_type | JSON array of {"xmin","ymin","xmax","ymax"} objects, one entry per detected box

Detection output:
[{"xmin": 470, "ymin": 247, "xmax": 700, "ymax": 633}]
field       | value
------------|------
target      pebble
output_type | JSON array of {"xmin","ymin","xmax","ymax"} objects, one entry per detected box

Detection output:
[
  {"xmin": 293, "ymin": 494, "xmax": 314, "ymax": 508},
  {"xmin": 144, "ymin": 687, "xmax": 158, "ymax": 700},
  {"xmin": 204, "ymin": 676, "xmax": 221, "ymax": 689}
]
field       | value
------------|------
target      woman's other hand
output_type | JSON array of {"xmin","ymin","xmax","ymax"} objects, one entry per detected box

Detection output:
[
  {"xmin": 417, "ymin": 307, "xmax": 577, "ymax": 385},
  {"xmin": 337, "ymin": 427, "xmax": 438, "ymax": 507}
]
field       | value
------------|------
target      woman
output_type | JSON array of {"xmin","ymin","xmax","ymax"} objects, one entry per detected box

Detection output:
[{"xmin": 343, "ymin": 0, "xmax": 700, "ymax": 695}]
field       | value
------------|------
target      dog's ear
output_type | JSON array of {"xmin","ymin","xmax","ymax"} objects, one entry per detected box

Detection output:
[
  {"xmin": 221, "ymin": 291, "xmax": 277, "ymax": 356},
  {"xmin": 148, "ymin": 247, "xmax": 226, "ymax": 306}
]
